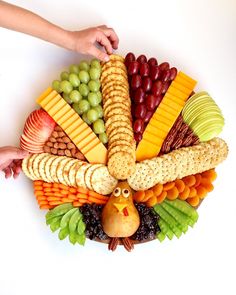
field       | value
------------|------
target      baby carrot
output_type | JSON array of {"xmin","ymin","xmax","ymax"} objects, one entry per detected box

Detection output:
[
  {"xmin": 60, "ymin": 189, "xmax": 69, "ymax": 195},
  {"xmin": 44, "ymin": 187, "xmax": 53, "ymax": 192},
  {"xmin": 72, "ymin": 201, "xmax": 82, "ymax": 207},
  {"xmin": 61, "ymin": 198, "xmax": 73, "ymax": 203},
  {"xmin": 43, "ymin": 183, "xmax": 52, "ymax": 188},
  {"xmin": 69, "ymin": 187, "xmax": 77, "ymax": 194},
  {"xmin": 88, "ymin": 191, "xmax": 109, "ymax": 201},
  {"xmin": 34, "ymin": 185, "xmax": 43, "ymax": 191},
  {"xmin": 77, "ymin": 187, "xmax": 88, "ymax": 195},
  {"xmin": 88, "ymin": 196, "xmax": 107, "ymax": 204},
  {"xmin": 76, "ymin": 193, "xmax": 88, "ymax": 200},
  {"xmin": 67, "ymin": 194, "xmax": 78, "ymax": 200},
  {"xmin": 34, "ymin": 191, "xmax": 44, "ymax": 197},
  {"xmin": 58, "ymin": 184, "xmax": 70, "ymax": 190},
  {"xmin": 40, "ymin": 204, "xmax": 52, "ymax": 210},
  {"xmin": 49, "ymin": 201, "xmax": 63, "ymax": 206},
  {"xmin": 34, "ymin": 180, "xmax": 43, "ymax": 186},
  {"xmin": 47, "ymin": 197, "xmax": 61, "ymax": 201}
]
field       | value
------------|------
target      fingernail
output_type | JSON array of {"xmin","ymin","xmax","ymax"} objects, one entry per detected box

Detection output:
[{"xmin": 104, "ymin": 55, "xmax": 110, "ymax": 62}]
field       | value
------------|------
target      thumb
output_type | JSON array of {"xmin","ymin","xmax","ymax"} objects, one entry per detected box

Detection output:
[
  {"xmin": 3, "ymin": 147, "xmax": 29, "ymax": 160},
  {"xmin": 88, "ymin": 46, "xmax": 110, "ymax": 62}
]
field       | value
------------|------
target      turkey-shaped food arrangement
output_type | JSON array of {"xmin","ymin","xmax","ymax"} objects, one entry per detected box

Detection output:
[{"xmin": 21, "ymin": 53, "xmax": 228, "ymax": 251}]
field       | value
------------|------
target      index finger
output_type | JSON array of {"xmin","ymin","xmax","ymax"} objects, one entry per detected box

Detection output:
[{"xmin": 98, "ymin": 26, "xmax": 119, "ymax": 49}]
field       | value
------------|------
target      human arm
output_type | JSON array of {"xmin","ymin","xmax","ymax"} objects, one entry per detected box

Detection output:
[
  {"xmin": 0, "ymin": 1, "xmax": 119, "ymax": 61},
  {"xmin": 0, "ymin": 146, "xmax": 29, "ymax": 179}
]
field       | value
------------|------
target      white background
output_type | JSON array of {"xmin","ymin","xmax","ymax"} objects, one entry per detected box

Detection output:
[{"xmin": 0, "ymin": 0, "xmax": 236, "ymax": 294}]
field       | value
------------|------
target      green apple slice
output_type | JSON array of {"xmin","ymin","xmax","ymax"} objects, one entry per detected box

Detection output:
[{"xmin": 186, "ymin": 106, "xmax": 222, "ymax": 126}]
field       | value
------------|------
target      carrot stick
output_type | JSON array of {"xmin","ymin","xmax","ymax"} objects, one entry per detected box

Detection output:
[
  {"xmin": 35, "ymin": 191, "xmax": 44, "ymax": 197},
  {"xmin": 34, "ymin": 180, "xmax": 43, "ymax": 186},
  {"xmin": 38, "ymin": 200, "xmax": 49, "ymax": 205},
  {"xmin": 61, "ymin": 198, "xmax": 73, "ymax": 203},
  {"xmin": 47, "ymin": 197, "xmax": 61, "ymax": 201},
  {"xmin": 52, "ymin": 188, "xmax": 60, "ymax": 192},
  {"xmin": 88, "ymin": 190, "xmax": 109, "ymax": 200},
  {"xmin": 76, "ymin": 193, "xmax": 88, "ymax": 199},
  {"xmin": 34, "ymin": 185, "xmax": 43, "ymax": 191},
  {"xmin": 69, "ymin": 188, "xmax": 77, "ymax": 194},
  {"xmin": 53, "ymin": 183, "xmax": 60, "ymax": 188},
  {"xmin": 40, "ymin": 205, "xmax": 52, "ymax": 210},
  {"xmin": 77, "ymin": 187, "xmax": 88, "ymax": 195},
  {"xmin": 58, "ymin": 184, "xmax": 70, "ymax": 190},
  {"xmin": 88, "ymin": 196, "xmax": 107, "ymax": 204},
  {"xmin": 49, "ymin": 201, "xmax": 63, "ymax": 206},
  {"xmin": 67, "ymin": 193, "xmax": 77, "ymax": 200},
  {"xmin": 36, "ymin": 196, "xmax": 47, "ymax": 201},
  {"xmin": 77, "ymin": 198, "xmax": 89, "ymax": 204},
  {"xmin": 43, "ymin": 183, "xmax": 52, "ymax": 188},
  {"xmin": 72, "ymin": 201, "xmax": 82, "ymax": 207},
  {"xmin": 60, "ymin": 189, "xmax": 69, "ymax": 195},
  {"xmin": 44, "ymin": 187, "xmax": 53, "ymax": 192}
]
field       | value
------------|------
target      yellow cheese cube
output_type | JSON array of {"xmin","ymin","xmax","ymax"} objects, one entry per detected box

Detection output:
[
  {"xmin": 143, "ymin": 131, "xmax": 163, "ymax": 146},
  {"xmin": 152, "ymin": 112, "xmax": 173, "ymax": 126},
  {"xmin": 145, "ymin": 124, "xmax": 167, "ymax": 139},
  {"xmin": 81, "ymin": 137, "xmax": 100, "ymax": 154},
  {"xmin": 75, "ymin": 129, "xmax": 95, "ymax": 149},
  {"xmin": 70, "ymin": 124, "xmax": 89, "ymax": 141},
  {"xmin": 154, "ymin": 107, "xmax": 177, "ymax": 122},
  {"xmin": 170, "ymin": 81, "xmax": 192, "ymax": 96},
  {"xmin": 85, "ymin": 143, "xmax": 107, "ymax": 164},
  {"xmin": 48, "ymin": 99, "xmax": 67, "ymax": 117},
  {"xmin": 136, "ymin": 140, "xmax": 160, "ymax": 161},
  {"xmin": 164, "ymin": 92, "xmax": 186, "ymax": 106},
  {"xmin": 149, "ymin": 118, "xmax": 170, "ymax": 133},
  {"xmin": 65, "ymin": 119, "xmax": 83, "ymax": 134},
  {"xmin": 167, "ymin": 86, "xmax": 187, "ymax": 101},
  {"xmin": 61, "ymin": 113, "xmax": 79, "ymax": 130},
  {"xmin": 158, "ymin": 103, "xmax": 178, "ymax": 117},
  {"xmin": 179, "ymin": 71, "xmax": 197, "ymax": 86},
  {"xmin": 40, "ymin": 92, "xmax": 59, "ymax": 109}
]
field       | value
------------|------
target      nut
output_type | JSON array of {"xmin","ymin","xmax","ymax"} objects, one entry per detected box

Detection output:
[
  {"xmin": 58, "ymin": 149, "xmax": 65, "ymax": 156},
  {"xmin": 57, "ymin": 138, "xmax": 64, "ymax": 143},
  {"xmin": 55, "ymin": 126, "xmax": 63, "ymax": 132},
  {"xmin": 67, "ymin": 142, "xmax": 76, "ymax": 150},
  {"xmin": 75, "ymin": 152, "xmax": 85, "ymax": 160},
  {"xmin": 52, "ymin": 131, "xmax": 59, "ymax": 138},
  {"xmin": 49, "ymin": 137, "xmax": 57, "ymax": 143},
  {"xmin": 58, "ymin": 142, "xmax": 67, "ymax": 149},
  {"xmin": 51, "ymin": 148, "xmax": 58, "ymax": 155},
  {"xmin": 46, "ymin": 141, "xmax": 53, "ymax": 147},
  {"xmin": 71, "ymin": 148, "xmax": 77, "ymax": 157},
  {"xmin": 53, "ymin": 142, "xmax": 59, "ymax": 149},
  {"xmin": 65, "ymin": 149, "xmax": 72, "ymax": 157},
  {"xmin": 58, "ymin": 131, "xmax": 66, "ymax": 137},
  {"xmin": 62, "ymin": 136, "xmax": 71, "ymax": 143},
  {"xmin": 43, "ymin": 146, "xmax": 51, "ymax": 153}
]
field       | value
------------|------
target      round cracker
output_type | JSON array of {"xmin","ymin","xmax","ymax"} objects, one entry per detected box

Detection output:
[
  {"xmin": 102, "ymin": 80, "xmax": 129, "ymax": 93},
  {"xmin": 44, "ymin": 155, "xmax": 57, "ymax": 182},
  {"xmin": 105, "ymin": 108, "xmax": 131, "ymax": 121},
  {"xmin": 75, "ymin": 163, "xmax": 92, "ymax": 188},
  {"xmin": 101, "ymin": 60, "xmax": 126, "ymax": 71},
  {"xmin": 32, "ymin": 153, "xmax": 49, "ymax": 179},
  {"xmin": 56, "ymin": 157, "xmax": 72, "ymax": 185},
  {"xmin": 90, "ymin": 166, "xmax": 118, "ymax": 195},
  {"xmin": 108, "ymin": 126, "xmax": 134, "ymax": 139},
  {"xmin": 84, "ymin": 164, "xmax": 103, "ymax": 191},
  {"xmin": 102, "ymin": 74, "xmax": 128, "ymax": 86},
  {"xmin": 68, "ymin": 161, "xmax": 85, "ymax": 187},
  {"xmin": 27, "ymin": 154, "xmax": 40, "ymax": 180},
  {"xmin": 63, "ymin": 158, "xmax": 78, "ymax": 186},
  {"xmin": 108, "ymin": 144, "xmax": 135, "ymax": 158},
  {"xmin": 108, "ymin": 54, "xmax": 124, "ymax": 62},
  {"xmin": 22, "ymin": 156, "xmax": 33, "ymax": 180},
  {"xmin": 108, "ymin": 139, "xmax": 135, "ymax": 149},
  {"xmin": 102, "ymin": 85, "xmax": 128, "ymax": 97},
  {"xmin": 38, "ymin": 154, "xmax": 54, "ymax": 182},
  {"xmin": 108, "ymin": 132, "xmax": 134, "ymax": 145},
  {"xmin": 105, "ymin": 115, "xmax": 131, "ymax": 129},
  {"xmin": 105, "ymin": 120, "xmax": 133, "ymax": 136},
  {"xmin": 50, "ymin": 156, "xmax": 67, "ymax": 183}
]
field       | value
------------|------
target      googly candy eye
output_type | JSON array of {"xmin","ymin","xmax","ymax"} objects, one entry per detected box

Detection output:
[
  {"xmin": 122, "ymin": 189, "xmax": 130, "ymax": 198},
  {"xmin": 113, "ymin": 187, "xmax": 121, "ymax": 197}
]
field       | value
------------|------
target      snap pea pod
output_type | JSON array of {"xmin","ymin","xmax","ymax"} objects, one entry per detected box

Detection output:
[
  {"xmin": 154, "ymin": 205, "xmax": 182, "ymax": 238},
  {"xmin": 46, "ymin": 215, "xmax": 62, "ymax": 226},
  {"xmin": 50, "ymin": 218, "xmax": 62, "ymax": 232},
  {"xmin": 161, "ymin": 202, "xmax": 189, "ymax": 233},
  {"xmin": 77, "ymin": 232, "xmax": 86, "ymax": 246},
  {"xmin": 158, "ymin": 219, "xmax": 174, "ymax": 240},
  {"xmin": 60, "ymin": 208, "xmax": 78, "ymax": 229},
  {"xmin": 77, "ymin": 218, "xmax": 86, "ymax": 235},
  {"xmin": 69, "ymin": 231, "xmax": 78, "ymax": 245},
  {"xmin": 164, "ymin": 199, "xmax": 198, "ymax": 222},
  {"xmin": 157, "ymin": 231, "xmax": 166, "ymax": 242},
  {"xmin": 58, "ymin": 226, "xmax": 69, "ymax": 240},
  {"xmin": 69, "ymin": 209, "xmax": 82, "ymax": 233},
  {"xmin": 46, "ymin": 203, "xmax": 73, "ymax": 221}
]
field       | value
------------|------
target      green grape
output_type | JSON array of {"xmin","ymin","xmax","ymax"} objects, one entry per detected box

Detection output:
[
  {"xmin": 79, "ymin": 60, "xmax": 90, "ymax": 71},
  {"xmin": 91, "ymin": 58, "xmax": 101, "ymax": 69},
  {"xmin": 72, "ymin": 103, "xmax": 83, "ymax": 115},
  {"xmin": 69, "ymin": 73, "xmax": 80, "ymax": 87},
  {"xmin": 82, "ymin": 112, "xmax": 92, "ymax": 125},
  {"xmin": 96, "ymin": 91, "xmax": 102, "ymax": 104},
  {"xmin": 69, "ymin": 64, "xmax": 79, "ymax": 74},
  {"xmin": 88, "ymin": 92, "xmax": 99, "ymax": 107},
  {"xmin": 78, "ymin": 99, "xmax": 90, "ymax": 113},
  {"xmin": 60, "ymin": 71, "xmax": 69, "ymax": 81},
  {"xmin": 88, "ymin": 80, "xmax": 100, "ymax": 92},
  {"xmin": 99, "ymin": 132, "xmax": 108, "ymax": 144},
  {"xmin": 89, "ymin": 67, "xmax": 101, "ymax": 80},
  {"xmin": 93, "ymin": 105, "xmax": 103, "ymax": 118},
  {"xmin": 60, "ymin": 80, "xmax": 73, "ymax": 94},
  {"xmin": 52, "ymin": 80, "xmax": 62, "ymax": 93},
  {"xmin": 87, "ymin": 109, "xmax": 99, "ymax": 123},
  {"xmin": 78, "ymin": 83, "xmax": 89, "ymax": 97},
  {"xmin": 93, "ymin": 119, "xmax": 105, "ymax": 134},
  {"xmin": 63, "ymin": 93, "xmax": 72, "ymax": 104},
  {"xmin": 78, "ymin": 70, "xmax": 90, "ymax": 84},
  {"xmin": 69, "ymin": 90, "xmax": 82, "ymax": 103}
]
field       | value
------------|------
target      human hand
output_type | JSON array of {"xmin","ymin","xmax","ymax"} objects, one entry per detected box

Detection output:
[
  {"xmin": 0, "ymin": 146, "xmax": 29, "ymax": 179},
  {"xmin": 66, "ymin": 25, "xmax": 119, "ymax": 61}
]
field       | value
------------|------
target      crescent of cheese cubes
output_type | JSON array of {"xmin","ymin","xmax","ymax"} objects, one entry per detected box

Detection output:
[
  {"xmin": 36, "ymin": 88, "xmax": 108, "ymax": 164},
  {"xmin": 136, "ymin": 72, "xmax": 197, "ymax": 161}
]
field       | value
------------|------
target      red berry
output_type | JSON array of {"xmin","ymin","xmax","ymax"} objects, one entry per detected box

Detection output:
[{"xmin": 137, "ymin": 54, "xmax": 147, "ymax": 63}]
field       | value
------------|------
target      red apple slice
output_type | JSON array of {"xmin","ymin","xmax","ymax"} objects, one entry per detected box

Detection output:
[
  {"xmin": 22, "ymin": 130, "xmax": 46, "ymax": 144},
  {"xmin": 34, "ymin": 109, "xmax": 56, "ymax": 129}
]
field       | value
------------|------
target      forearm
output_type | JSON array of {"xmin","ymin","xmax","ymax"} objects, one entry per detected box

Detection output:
[{"xmin": 0, "ymin": 1, "xmax": 73, "ymax": 49}]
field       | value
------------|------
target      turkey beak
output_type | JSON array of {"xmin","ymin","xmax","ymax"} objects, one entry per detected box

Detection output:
[{"xmin": 113, "ymin": 203, "xmax": 127, "ymax": 213}]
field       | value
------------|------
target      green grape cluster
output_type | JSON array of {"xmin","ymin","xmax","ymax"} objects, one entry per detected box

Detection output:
[
  {"xmin": 46, "ymin": 203, "xmax": 86, "ymax": 245},
  {"xmin": 154, "ymin": 199, "xmax": 199, "ymax": 242},
  {"xmin": 51, "ymin": 59, "xmax": 108, "ymax": 144}
]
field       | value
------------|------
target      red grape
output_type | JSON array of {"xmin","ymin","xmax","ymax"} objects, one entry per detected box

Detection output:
[
  {"xmin": 142, "ymin": 76, "xmax": 152, "ymax": 93},
  {"xmin": 137, "ymin": 54, "xmax": 147, "ymax": 63},
  {"xmin": 151, "ymin": 80, "xmax": 162, "ymax": 96},
  {"xmin": 146, "ymin": 94, "xmax": 157, "ymax": 111},
  {"xmin": 134, "ymin": 88, "xmax": 145, "ymax": 104},
  {"xmin": 134, "ymin": 132, "xmax": 143, "ymax": 142},
  {"xmin": 170, "ymin": 67, "xmax": 177, "ymax": 80},
  {"xmin": 159, "ymin": 62, "xmax": 170, "ymax": 72},
  {"xmin": 134, "ymin": 104, "xmax": 146, "ymax": 119},
  {"xmin": 162, "ymin": 81, "xmax": 171, "ymax": 94},
  {"xmin": 131, "ymin": 74, "xmax": 142, "ymax": 89},
  {"xmin": 128, "ymin": 61, "xmax": 139, "ymax": 75},
  {"xmin": 148, "ymin": 57, "xmax": 158, "ymax": 67},
  {"xmin": 143, "ymin": 110, "xmax": 154, "ymax": 123},
  {"xmin": 125, "ymin": 52, "xmax": 135, "ymax": 67},
  {"xmin": 133, "ymin": 119, "xmax": 144, "ymax": 133},
  {"xmin": 161, "ymin": 69, "xmax": 171, "ymax": 82},
  {"xmin": 139, "ymin": 62, "xmax": 150, "ymax": 77},
  {"xmin": 150, "ymin": 65, "xmax": 160, "ymax": 81}
]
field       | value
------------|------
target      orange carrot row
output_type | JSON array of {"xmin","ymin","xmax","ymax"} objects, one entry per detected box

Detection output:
[
  {"xmin": 133, "ymin": 169, "xmax": 217, "ymax": 207},
  {"xmin": 33, "ymin": 181, "xmax": 109, "ymax": 210}
]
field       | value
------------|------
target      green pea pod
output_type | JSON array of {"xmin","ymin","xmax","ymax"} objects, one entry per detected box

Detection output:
[
  {"xmin": 156, "ymin": 231, "xmax": 166, "ymax": 242},
  {"xmin": 69, "ymin": 210, "xmax": 82, "ymax": 233},
  {"xmin": 58, "ymin": 226, "xmax": 69, "ymax": 240},
  {"xmin": 46, "ymin": 203, "xmax": 73, "ymax": 221},
  {"xmin": 60, "ymin": 208, "xmax": 78, "ymax": 229},
  {"xmin": 46, "ymin": 215, "xmax": 62, "ymax": 226},
  {"xmin": 164, "ymin": 199, "xmax": 198, "ymax": 222},
  {"xmin": 77, "ymin": 232, "xmax": 86, "ymax": 246},
  {"xmin": 69, "ymin": 232, "xmax": 77, "ymax": 245},
  {"xmin": 50, "ymin": 219, "xmax": 61, "ymax": 232},
  {"xmin": 77, "ymin": 218, "xmax": 86, "ymax": 235}
]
